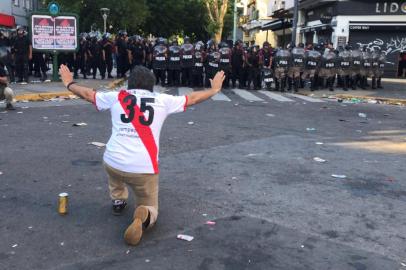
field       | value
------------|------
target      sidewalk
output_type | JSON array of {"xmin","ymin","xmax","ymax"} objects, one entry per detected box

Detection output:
[
  {"xmin": 11, "ymin": 78, "xmax": 125, "ymax": 101},
  {"xmin": 9, "ymin": 76, "xmax": 406, "ymax": 104},
  {"xmin": 298, "ymin": 78, "xmax": 406, "ymax": 105}
]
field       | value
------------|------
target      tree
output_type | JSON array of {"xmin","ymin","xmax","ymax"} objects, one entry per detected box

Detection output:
[{"xmin": 204, "ymin": 0, "xmax": 229, "ymax": 42}]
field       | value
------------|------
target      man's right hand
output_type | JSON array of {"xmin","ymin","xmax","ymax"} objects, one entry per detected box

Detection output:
[{"xmin": 186, "ymin": 71, "xmax": 225, "ymax": 107}]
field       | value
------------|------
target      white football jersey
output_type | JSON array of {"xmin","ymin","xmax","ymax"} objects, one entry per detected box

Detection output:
[{"xmin": 95, "ymin": 89, "xmax": 188, "ymax": 174}]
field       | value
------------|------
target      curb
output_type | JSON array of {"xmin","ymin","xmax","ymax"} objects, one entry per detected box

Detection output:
[
  {"xmin": 333, "ymin": 94, "xmax": 406, "ymax": 106},
  {"xmin": 14, "ymin": 78, "xmax": 127, "ymax": 102}
]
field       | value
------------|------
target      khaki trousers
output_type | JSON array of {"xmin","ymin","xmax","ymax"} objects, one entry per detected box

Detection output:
[
  {"xmin": 104, "ymin": 162, "xmax": 159, "ymax": 227},
  {"xmin": 0, "ymin": 86, "xmax": 14, "ymax": 104}
]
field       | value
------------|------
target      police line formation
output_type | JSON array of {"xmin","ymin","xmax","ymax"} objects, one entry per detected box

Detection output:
[{"xmin": 0, "ymin": 28, "xmax": 387, "ymax": 91}]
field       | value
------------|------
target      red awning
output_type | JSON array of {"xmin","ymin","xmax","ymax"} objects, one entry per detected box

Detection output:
[{"xmin": 0, "ymin": 13, "xmax": 16, "ymax": 28}]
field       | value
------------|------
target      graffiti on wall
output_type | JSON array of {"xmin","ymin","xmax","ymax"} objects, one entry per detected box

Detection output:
[{"xmin": 356, "ymin": 36, "xmax": 406, "ymax": 65}]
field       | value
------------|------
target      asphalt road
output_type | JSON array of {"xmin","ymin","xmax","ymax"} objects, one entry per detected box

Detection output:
[{"xmin": 0, "ymin": 88, "xmax": 405, "ymax": 270}]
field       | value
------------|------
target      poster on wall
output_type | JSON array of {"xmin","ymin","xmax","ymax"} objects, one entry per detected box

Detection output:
[{"xmin": 31, "ymin": 14, "xmax": 77, "ymax": 51}]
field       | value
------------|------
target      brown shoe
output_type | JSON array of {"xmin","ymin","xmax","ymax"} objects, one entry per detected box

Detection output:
[{"xmin": 124, "ymin": 205, "xmax": 150, "ymax": 246}]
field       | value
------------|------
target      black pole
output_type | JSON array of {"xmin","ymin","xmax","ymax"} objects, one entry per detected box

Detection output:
[
  {"xmin": 291, "ymin": 0, "xmax": 299, "ymax": 46},
  {"xmin": 282, "ymin": 20, "xmax": 285, "ymax": 48}
]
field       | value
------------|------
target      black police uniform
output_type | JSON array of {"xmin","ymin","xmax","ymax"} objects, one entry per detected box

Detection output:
[{"xmin": 13, "ymin": 35, "xmax": 31, "ymax": 82}]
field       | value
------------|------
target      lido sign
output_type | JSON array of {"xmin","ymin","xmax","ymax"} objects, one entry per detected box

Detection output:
[{"xmin": 375, "ymin": 1, "xmax": 406, "ymax": 14}]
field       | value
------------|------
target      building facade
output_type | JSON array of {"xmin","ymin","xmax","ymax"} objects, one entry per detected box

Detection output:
[
  {"xmin": 240, "ymin": 0, "xmax": 275, "ymax": 46},
  {"xmin": 297, "ymin": 0, "xmax": 406, "ymax": 77},
  {"xmin": 0, "ymin": 0, "xmax": 40, "ymax": 30}
]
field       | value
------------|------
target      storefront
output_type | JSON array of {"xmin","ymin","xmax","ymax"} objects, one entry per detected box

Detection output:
[
  {"xmin": 262, "ymin": 19, "xmax": 292, "ymax": 48},
  {"xmin": 0, "ymin": 13, "xmax": 16, "ymax": 30},
  {"xmin": 299, "ymin": 0, "xmax": 406, "ymax": 77}
]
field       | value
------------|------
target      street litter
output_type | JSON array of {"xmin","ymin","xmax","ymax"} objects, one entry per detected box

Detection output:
[
  {"xmin": 331, "ymin": 174, "xmax": 347, "ymax": 179},
  {"xmin": 202, "ymin": 213, "xmax": 208, "ymax": 217},
  {"xmin": 17, "ymin": 111, "xmax": 23, "ymax": 114},
  {"xmin": 300, "ymin": 245, "xmax": 305, "ymax": 248},
  {"xmin": 28, "ymin": 226, "xmax": 33, "ymax": 229},
  {"xmin": 177, "ymin": 234, "xmax": 194, "ymax": 241},
  {"xmin": 61, "ymin": 120, "xmax": 70, "ymax": 123},
  {"xmin": 358, "ymin": 113, "xmax": 367, "ymax": 118},
  {"xmin": 89, "ymin": 142, "xmax": 106, "ymax": 147},
  {"xmin": 313, "ymin": 157, "xmax": 326, "ymax": 163},
  {"xmin": 126, "ymin": 250, "xmax": 130, "ymax": 254},
  {"xmin": 12, "ymin": 244, "xmax": 18, "ymax": 248},
  {"xmin": 315, "ymin": 142, "xmax": 324, "ymax": 145},
  {"xmin": 205, "ymin": 221, "xmax": 216, "ymax": 225},
  {"xmin": 401, "ymin": 262, "xmax": 406, "ymax": 267},
  {"xmin": 231, "ymin": 177, "xmax": 237, "ymax": 180},
  {"xmin": 306, "ymin": 128, "xmax": 316, "ymax": 131},
  {"xmin": 60, "ymin": 242, "xmax": 64, "ymax": 246},
  {"xmin": 0, "ymin": 171, "xmax": 3, "ymax": 175},
  {"xmin": 266, "ymin": 113, "xmax": 275, "ymax": 117},
  {"xmin": 73, "ymin": 122, "xmax": 87, "ymax": 126},
  {"xmin": 187, "ymin": 121, "xmax": 194, "ymax": 125},
  {"xmin": 42, "ymin": 116, "xmax": 48, "ymax": 120},
  {"xmin": 145, "ymin": 259, "xmax": 151, "ymax": 263},
  {"xmin": 246, "ymin": 153, "xmax": 263, "ymax": 157}
]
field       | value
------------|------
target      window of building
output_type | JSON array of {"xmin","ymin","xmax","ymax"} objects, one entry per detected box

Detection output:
[
  {"xmin": 25, "ymin": 0, "xmax": 32, "ymax": 10},
  {"xmin": 13, "ymin": 0, "xmax": 19, "ymax": 7}
]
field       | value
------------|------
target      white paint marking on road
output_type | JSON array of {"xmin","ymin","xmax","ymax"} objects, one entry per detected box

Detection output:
[
  {"xmin": 178, "ymin": 87, "xmax": 194, "ymax": 96},
  {"xmin": 286, "ymin": 93, "xmax": 325, "ymax": 103},
  {"xmin": 211, "ymin": 92, "xmax": 231, "ymax": 101},
  {"xmin": 259, "ymin": 91, "xmax": 294, "ymax": 102},
  {"xmin": 232, "ymin": 89, "xmax": 264, "ymax": 102}
]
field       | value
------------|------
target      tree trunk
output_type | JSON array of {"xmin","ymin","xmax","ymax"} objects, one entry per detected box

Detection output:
[{"xmin": 205, "ymin": 0, "xmax": 228, "ymax": 43}]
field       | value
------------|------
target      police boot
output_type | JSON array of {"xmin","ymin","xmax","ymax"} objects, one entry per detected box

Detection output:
[
  {"xmin": 275, "ymin": 79, "xmax": 280, "ymax": 92},
  {"xmin": 294, "ymin": 78, "xmax": 299, "ymax": 92},
  {"xmin": 360, "ymin": 77, "xmax": 366, "ymax": 89},
  {"xmin": 328, "ymin": 78, "xmax": 334, "ymax": 91},
  {"xmin": 371, "ymin": 77, "xmax": 377, "ymax": 89},
  {"xmin": 41, "ymin": 72, "xmax": 47, "ymax": 82},
  {"xmin": 343, "ymin": 76, "xmax": 348, "ymax": 91},
  {"xmin": 280, "ymin": 77, "xmax": 286, "ymax": 92},
  {"xmin": 351, "ymin": 77, "xmax": 357, "ymax": 90},
  {"xmin": 310, "ymin": 78, "xmax": 316, "ymax": 91},
  {"xmin": 287, "ymin": 77, "xmax": 292, "ymax": 91},
  {"xmin": 377, "ymin": 77, "xmax": 383, "ymax": 89}
]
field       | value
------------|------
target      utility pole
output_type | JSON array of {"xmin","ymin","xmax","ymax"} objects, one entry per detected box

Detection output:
[
  {"xmin": 291, "ymin": 0, "xmax": 299, "ymax": 46},
  {"xmin": 233, "ymin": 0, "xmax": 238, "ymax": 42}
]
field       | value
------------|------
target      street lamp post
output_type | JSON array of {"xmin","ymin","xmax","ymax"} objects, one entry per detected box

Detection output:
[
  {"xmin": 100, "ymin": 8, "xmax": 110, "ymax": 34},
  {"xmin": 291, "ymin": 0, "xmax": 299, "ymax": 46},
  {"xmin": 233, "ymin": 0, "xmax": 238, "ymax": 43}
]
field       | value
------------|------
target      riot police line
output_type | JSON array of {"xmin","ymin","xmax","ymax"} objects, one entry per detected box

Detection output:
[{"xmin": 0, "ymin": 27, "xmax": 387, "ymax": 92}]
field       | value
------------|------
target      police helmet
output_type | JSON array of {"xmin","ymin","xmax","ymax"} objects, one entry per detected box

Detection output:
[
  {"xmin": 184, "ymin": 36, "xmax": 191, "ymax": 43},
  {"xmin": 218, "ymin": 41, "xmax": 229, "ymax": 49},
  {"xmin": 263, "ymin": 41, "xmax": 270, "ymax": 48},
  {"xmin": 298, "ymin": 43, "xmax": 305, "ymax": 48},
  {"xmin": 345, "ymin": 44, "xmax": 352, "ymax": 51}
]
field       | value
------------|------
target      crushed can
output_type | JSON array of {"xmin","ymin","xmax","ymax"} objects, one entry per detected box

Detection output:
[{"xmin": 58, "ymin": 192, "xmax": 69, "ymax": 215}]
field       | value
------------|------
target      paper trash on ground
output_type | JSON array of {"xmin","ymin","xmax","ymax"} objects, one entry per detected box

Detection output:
[
  {"xmin": 313, "ymin": 157, "xmax": 326, "ymax": 163},
  {"xmin": 331, "ymin": 174, "xmax": 347, "ymax": 179},
  {"xmin": 177, "ymin": 234, "xmax": 194, "ymax": 241},
  {"xmin": 89, "ymin": 142, "xmax": 106, "ymax": 147},
  {"xmin": 73, "ymin": 123, "xmax": 88, "ymax": 127},
  {"xmin": 205, "ymin": 221, "xmax": 216, "ymax": 225}
]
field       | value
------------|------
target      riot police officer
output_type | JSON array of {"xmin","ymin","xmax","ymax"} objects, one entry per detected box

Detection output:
[
  {"xmin": 274, "ymin": 47, "xmax": 291, "ymax": 92},
  {"xmin": 180, "ymin": 37, "xmax": 194, "ymax": 86},
  {"xmin": 129, "ymin": 35, "xmax": 145, "ymax": 70},
  {"xmin": 74, "ymin": 33, "xmax": 89, "ymax": 79},
  {"xmin": 360, "ymin": 46, "xmax": 372, "ymax": 89},
  {"xmin": 13, "ymin": 26, "xmax": 32, "ymax": 84},
  {"xmin": 259, "ymin": 41, "xmax": 273, "ymax": 89},
  {"xmin": 152, "ymin": 38, "xmax": 168, "ymax": 86},
  {"xmin": 218, "ymin": 41, "xmax": 232, "ymax": 88},
  {"xmin": 350, "ymin": 45, "xmax": 363, "ymax": 90},
  {"xmin": 167, "ymin": 39, "xmax": 181, "ymax": 87},
  {"xmin": 337, "ymin": 45, "xmax": 352, "ymax": 91},
  {"xmin": 0, "ymin": 31, "xmax": 15, "ymax": 83},
  {"xmin": 89, "ymin": 33, "xmax": 106, "ymax": 79},
  {"xmin": 115, "ymin": 30, "xmax": 129, "ymax": 78},
  {"xmin": 245, "ymin": 45, "xmax": 261, "ymax": 90},
  {"xmin": 231, "ymin": 40, "xmax": 245, "ymax": 88},
  {"xmin": 319, "ymin": 48, "xmax": 336, "ymax": 91},
  {"xmin": 371, "ymin": 48, "xmax": 381, "ymax": 89},
  {"xmin": 302, "ymin": 45, "xmax": 321, "ymax": 91},
  {"xmin": 376, "ymin": 49, "xmax": 386, "ymax": 89},
  {"xmin": 192, "ymin": 41, "xmax": 205, "ymax": 87},
  {"xmin": 205, "ymin": 40, "xmax": 220, "ymax": 88},
  {"xmin": 288, "ymin": 44, "xmax": 305, "ymax": 92},
  {"xmin": 102, "ymin": 33, "xmax": 114, "ymax": 78}
]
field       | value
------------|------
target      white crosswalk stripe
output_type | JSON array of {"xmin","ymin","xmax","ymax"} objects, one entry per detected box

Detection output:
[
  {"xmin": 211, "ymin": 92, "xmax": 231, "ymax": 101},
  {"xmin": 285, "ymin": 93, "xmax": 325, "ymax": 103},
  {"xmin": 258, "ymin": 91, "xmax": 294, "ymax": 102},
  {"xmin": 178, "ymin": 87, "xmax": 194, "ymax": 96},
  {"xmin": 232, "ymin": 89, "xmax": 264, "ymax": 102}
]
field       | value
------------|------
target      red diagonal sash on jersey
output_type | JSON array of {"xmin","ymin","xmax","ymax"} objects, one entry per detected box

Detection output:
[{"xmin": 118, "ymin": 91, "xmax": 159, "ymax": 173}]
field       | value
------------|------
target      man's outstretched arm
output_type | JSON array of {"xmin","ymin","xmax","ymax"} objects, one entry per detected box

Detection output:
[
  {"xmin": 59, "ymin": 64, "xmax": 95, "ymax": 103},
  {"xmin": 186, "ymin": 71, "xmax": 225, "ymax": 106}
]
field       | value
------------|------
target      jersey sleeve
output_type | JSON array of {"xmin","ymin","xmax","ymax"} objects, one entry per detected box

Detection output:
[
  {"xmin": 95, "ymin": 91, "xmax": 118, "ymax": 111},
  {"xmin": 161, "ymin": 94, "xmax": 188, "ymax": 115}
]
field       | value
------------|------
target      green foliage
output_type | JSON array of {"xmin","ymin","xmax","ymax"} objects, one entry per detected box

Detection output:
[{"xmin": 40, "ymin": 0, "xmax": 233, "ymax": 40}]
